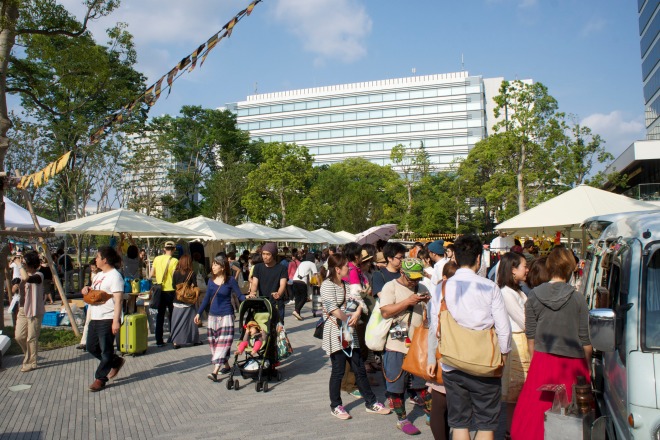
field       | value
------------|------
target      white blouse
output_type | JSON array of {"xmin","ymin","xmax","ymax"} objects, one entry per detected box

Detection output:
[{"xmin": 501, "ymin": 285, "xmax": 527, "ymax": 333}]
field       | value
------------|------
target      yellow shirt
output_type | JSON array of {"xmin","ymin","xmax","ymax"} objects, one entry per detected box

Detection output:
[{"xmin": 153, "ymin": 254, "xmax": 178, "ymax": 291}]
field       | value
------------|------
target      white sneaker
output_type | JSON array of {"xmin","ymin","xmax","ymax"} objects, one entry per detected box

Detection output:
[
  {"xmin": 287, "ymin": 300, "xmax": 295, "ymax": 305},
  {"xmin": 331, "ymin": 405, "xmax": 352, "ymax": 420}
]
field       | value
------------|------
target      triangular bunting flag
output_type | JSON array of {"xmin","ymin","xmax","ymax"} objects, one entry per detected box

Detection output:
[
  {"xmin": 246, "ymin": 1, "xmax": 257, "ymax": 15},
  {"xmin": 154, "ymin": 76, "xmax": 165, "ymax": 99},
  {"xmin": 166, "ymin": 67, "xmax": 179, "ymax": 97},
  {"xmin": 189, "ymin": 44, "xmax": 206, "ymax": 72}
]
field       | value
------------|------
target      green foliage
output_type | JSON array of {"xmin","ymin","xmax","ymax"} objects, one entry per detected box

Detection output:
[
  {"xmin": 3, "ymin": 326, "xmax": 79, "ymax": 356},
  {"xmin": 390, "ymin": 141, "xmax": 431, "ymax": 226},
  {"xmin": 149, "ymin": 106, "xmax": 251, "ymax": 221},
  {"xmin": 242, "ymin": 142, "xmax": 314, "ymax": 227}
]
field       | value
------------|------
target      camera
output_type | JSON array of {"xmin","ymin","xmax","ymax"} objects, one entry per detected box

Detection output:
[{"xmin": 389, "ymin": 323, "xmax": 408, "ymax": 340}]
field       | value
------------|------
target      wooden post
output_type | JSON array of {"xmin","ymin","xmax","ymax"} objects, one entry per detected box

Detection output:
[{"xmin": 14, "ymin": 171, "xmax": 80, "ymax": 337}]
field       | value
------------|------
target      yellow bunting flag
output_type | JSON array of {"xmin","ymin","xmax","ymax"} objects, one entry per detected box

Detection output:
[
  {"xmin": 225, "ymin": 18, "xmax": 237, "ymax": 37},
  {"xmin": 166, "ymin": 67, "xmax": 179, "ymax": 97},
  {"xmin": 246, "ymin": 1, "xmax": 257, "ymax": 15},
  {"xmin": 189, "ymin": 44, "xmax": 206, "ymax": 73}
]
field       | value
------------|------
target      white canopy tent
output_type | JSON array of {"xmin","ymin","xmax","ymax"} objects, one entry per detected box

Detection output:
[
  {"xmin": 54, "ymin": 209, "xmax": 205, "ymax": 237},
  {"xmin": 278, "ymin": 225, "xmax": 328, "ymax": 244},
  {"xmin": 495, "ymin": 185, "xmax": 660, "ymax": 236},
  {"xmin": 335, "ymin": 230, "xmax": 357, "ymax": 242},
  {"xmin": 236, "ymin": 222, "xmax": 305, "ymax": 241},
  {"xmin": 5, "ymin": 196, "xmax": 58, "ymax": 230},
  {"xmin": 176, "ymin": 216, "xmax": 261, "ymax": 241},
  {"xmin": 312, "ymin": 228, "xmax": 352, "ymax": 245}
]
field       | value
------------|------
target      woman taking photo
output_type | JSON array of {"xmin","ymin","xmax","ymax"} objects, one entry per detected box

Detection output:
[
  {"xmin": 321, "ymin": 253, "xmax": 390, "ymax": 420},
  {"xmin": 497, "ymin": 252, "xmax": 530, "ymax": 437},
  {"xmin": 195, "ymin": 254, "xmax": 245, "ymax": 382},
  {"xmin": 171, "ymin": 255, "xmax": 200, "ymax": 349},
  {"xmin": 511, "ymin": 247, "xmax": 592, "ymax": 440}
]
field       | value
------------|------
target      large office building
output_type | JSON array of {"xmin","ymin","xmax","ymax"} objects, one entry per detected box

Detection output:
[
  {"xmin": 228, "ymin": 72, "xmax": 527, "ymax": 171},
  {"xmin": 640, "ymin": 0, "xmax": 660, "ymax": 139}
]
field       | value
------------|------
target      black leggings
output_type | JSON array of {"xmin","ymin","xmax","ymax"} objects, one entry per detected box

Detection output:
[
  {"xmin": 292, "ymin": 281, "xmax": 307, "ymax": 314},
  {"xmin": 431, "ymin": 389, "xmax": 450, "ymax": 440}
]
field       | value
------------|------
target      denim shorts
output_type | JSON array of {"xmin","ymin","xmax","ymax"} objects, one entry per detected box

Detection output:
[{"xmin": 382, "ymin": 350, "xmax": 427, "ymax": 394}]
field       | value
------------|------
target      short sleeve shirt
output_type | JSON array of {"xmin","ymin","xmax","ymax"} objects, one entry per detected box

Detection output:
[
  {"xmin": 379, "ymin": 280, "xmax": 428, "ymax": 354},
  {"xmin": 252, "ymin": 263, "xmax": 288, "ymax": 299},
  {"xmin": 90, "ymin": 269, "xmax": 124, "ymax": 320},
  {"xmin": 293, "ymin": 261, "xmax": 318, "ymax": 284},
  {"xmin": 153, "ymin": 255, "xmax": 178, "ymax": 291}
]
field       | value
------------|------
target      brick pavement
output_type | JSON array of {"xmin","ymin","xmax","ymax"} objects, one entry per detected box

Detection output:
[{"xmin": 0, "ymin": 303, "xmax": 440, "ymax": 440}]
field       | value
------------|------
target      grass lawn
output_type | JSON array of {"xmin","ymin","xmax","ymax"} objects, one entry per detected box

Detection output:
[{"xmin": 2, "ymin": 326, "xmax": 79, "ymax": 356}]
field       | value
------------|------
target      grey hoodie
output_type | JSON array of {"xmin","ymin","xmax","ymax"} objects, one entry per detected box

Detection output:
[{"xmin": 525, "ymin": 282, "xmax": 590, "ymax": 358}]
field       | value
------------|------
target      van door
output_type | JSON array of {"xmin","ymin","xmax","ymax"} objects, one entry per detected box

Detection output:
[{"xmin": 602, "ymin": 244, "xmax": 632, "ymax": 439}]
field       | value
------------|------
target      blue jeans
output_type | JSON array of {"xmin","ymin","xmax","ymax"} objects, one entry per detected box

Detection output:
[{"xmin": 87, "ymin": 319, "xmax": 122, "ymax": 382}]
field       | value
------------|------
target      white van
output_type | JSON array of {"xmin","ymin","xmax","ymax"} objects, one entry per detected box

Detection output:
[{"xmin": 584, "ymin": 211, "xmax": 660, "ymax": 439}]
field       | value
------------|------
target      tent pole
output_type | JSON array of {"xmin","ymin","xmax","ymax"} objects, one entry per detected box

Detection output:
[{"xmin": 13, "ymin": 171, "xmax": 80, "ymax": 337}]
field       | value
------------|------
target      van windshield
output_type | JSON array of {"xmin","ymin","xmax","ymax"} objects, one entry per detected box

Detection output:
[{"xmin": 645, "ymin": 249, "xmax": 660, "ymax": 349}]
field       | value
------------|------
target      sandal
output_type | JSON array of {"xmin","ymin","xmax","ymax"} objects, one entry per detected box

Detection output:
[{"xmin": 207, "ymin": 373, "xmax": 218, "ymax": 382}]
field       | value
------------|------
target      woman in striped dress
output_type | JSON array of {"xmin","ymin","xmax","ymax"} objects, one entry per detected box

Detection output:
[
  {"xmin": 321, "ymin": 253, "xmax": 390, "ymax": 420},
  {"xmin": 195, "ymin": 254, "xmax": 244, "ymax": 382}
]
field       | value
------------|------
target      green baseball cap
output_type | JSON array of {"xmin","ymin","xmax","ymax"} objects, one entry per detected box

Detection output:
[{"xmin": 400, "ymin": 258, "xmax": 424, "ymax": 279}]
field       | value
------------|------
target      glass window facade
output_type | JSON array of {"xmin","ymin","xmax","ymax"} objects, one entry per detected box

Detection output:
[
  {"xmin": 641, "ymin": 0, "xmax": 660, "ymax": 138},
  {"xmin": 231, "ymin": 73, "xmax": 496, "ymax": 171}
]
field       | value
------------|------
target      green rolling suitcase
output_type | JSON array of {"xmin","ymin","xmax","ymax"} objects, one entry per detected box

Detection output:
[{"xmin": 120, "ymin": 314, "xmax": 148, "ymax": 356}]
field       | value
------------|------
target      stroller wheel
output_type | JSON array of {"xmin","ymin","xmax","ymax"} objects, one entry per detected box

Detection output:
[
  {"xmin": 226, "ymin": 379, "xmax": 234, "ymax": 390},
  {"xmin": 234, "ymin": 380, "xmax": 240, "ymax": 391},
  {"xmin": 255, "ymin": 381, "xmax": 262, "ymax": 392},
  {"xmin": 263, "ymin": 381, "xmax": 269, "ymax": 393}
]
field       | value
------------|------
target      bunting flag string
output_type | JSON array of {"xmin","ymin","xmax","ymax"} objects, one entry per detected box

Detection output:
[
  {"xmin": 87, "ymin": 0, "xmax": 262, "ymax": 146},
  {"xmin": 17, "ymin": 151, "xmax": 72, "ymax": 189}
]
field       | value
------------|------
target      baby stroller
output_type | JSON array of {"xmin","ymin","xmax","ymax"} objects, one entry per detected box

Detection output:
[{"xmin": 226, "ymin": 297, "xmax": 282, "ymax": 392}]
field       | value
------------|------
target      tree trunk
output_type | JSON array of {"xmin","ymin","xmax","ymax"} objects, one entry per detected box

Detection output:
[
  {"xmin": 517, "ymin": 142, "xmax": 527, "ymax": 213},
  {"xmin": 279, "ymin": 188, "xmax": 286, "ymax": 227},
  {"xmin": 406, "ymin": 181, "xmax": 413, "ymax": 218},
  {"xmin": 0, "ymin": 2, "xmax": 19, "ymax": 330}
]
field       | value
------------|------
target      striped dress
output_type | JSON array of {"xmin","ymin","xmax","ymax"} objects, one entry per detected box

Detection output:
[{"xmin": 320, "ymin": 280, "xmax": 359, "ymax": 356}]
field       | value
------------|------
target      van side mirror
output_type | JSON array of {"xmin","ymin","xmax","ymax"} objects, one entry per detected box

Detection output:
[{"xmin": 589, "ymin": 309, "xmax": 616, "ymax": 352}]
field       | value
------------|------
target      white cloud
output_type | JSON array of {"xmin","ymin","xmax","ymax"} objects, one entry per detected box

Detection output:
[
  {"xmin": 581, "ymin": 111, "xmax": 645, "ymax": 158},
  {"xmin": 581, "ymin": 17, "xmax": 607, "ymax": 37},
  {"xmin": 273, "ymin": 0, "xmax": 372, "ymax": 63}
]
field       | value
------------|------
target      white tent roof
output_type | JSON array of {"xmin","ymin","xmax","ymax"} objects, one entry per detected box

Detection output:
[
  {"xmin": 278, "ymin": 225, "xmax": 328, "ymax": 243},
  {"xmin": 335, "ymin": 230, "xmax": 357, "ymax": 241},
  {"xmin": 312, "ymin": 228, "xmax": 352, "ymax": 245},
  {"xmin": 5, "ymin": 196, "xmax": 57, "ymax": 230},
  {"xmin": 235, "ymin": 222, "xmax": 305, "ymax": 241},
  {"xmin": 495, "ymin": 185, "xmax": 660, "ymax": 235},
  {"xmin": 176, "ymin": 216, "xmax": 261, "ymax": 241},
  {"xmin": 54, "ymin": 209, "xmax": 206, "ymax": 237}
]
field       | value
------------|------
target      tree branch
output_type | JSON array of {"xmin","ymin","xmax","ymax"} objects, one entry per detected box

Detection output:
[
  {"xmin": 16, "ymin": 1, "xmax": 99, "ymax": 38},
  {"xmin": 5, "ymin": 87, "xmax": 62, "ymax": 116}
]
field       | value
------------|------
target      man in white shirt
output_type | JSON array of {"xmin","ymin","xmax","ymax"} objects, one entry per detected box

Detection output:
[
  {"xmin": 427, "ymin": 240, "xmax": 446, "ymax": 286},
  {"xmin": 291, "ymin": 253, "xmax": 318, "ymax": 320},
  {"xmin": 441, "ymin": 235, "xmax": 511, "ymax": 440}
]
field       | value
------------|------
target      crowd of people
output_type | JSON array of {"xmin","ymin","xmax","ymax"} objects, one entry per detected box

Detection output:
[{"xmin": 7, "ymin": 233, "xmax": 592, "ymax": 440}]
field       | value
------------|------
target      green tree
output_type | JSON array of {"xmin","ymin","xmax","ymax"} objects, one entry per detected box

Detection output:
[
  {"xmin": 390, "ymin": 141, "xmax": 431, "ymax": 225},
  {"xmin": 242, "ymin": 142, "xmax": 314, "ymax": 227},
  {"xmin": 149, "ymin": 106, "xmax": 251, "ymax": 221}
]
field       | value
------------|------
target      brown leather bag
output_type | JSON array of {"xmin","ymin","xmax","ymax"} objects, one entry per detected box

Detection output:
[
  {"xmin": 175, "ymin": 271, "xmax": 199, "ymax": 305},
  {"xmin": 401, "ymin": 307, "xmax": 429, "ymax": 380},
  {"xmin": 83, "ymin": 289, "xmax": 113, "ymax": 305}
]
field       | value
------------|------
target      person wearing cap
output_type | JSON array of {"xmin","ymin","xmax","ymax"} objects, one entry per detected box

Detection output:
[
  {"xmin": 149, "ymin": 241, "xmax": 179, "ymax": 347},
  {"xmin": 290, "ymin": 252, "xmax": 319, "ymax": 320},
  {"xmin": 427, "ymin": 240, "xmax": 446, "ymax": 286},
  {"xmin": 379, "ymin": 258, "xmax": 431, "ymax": 435},
  {"xmin": 371, "ymin": 242, "xmax": 407, "ymax": 298}
]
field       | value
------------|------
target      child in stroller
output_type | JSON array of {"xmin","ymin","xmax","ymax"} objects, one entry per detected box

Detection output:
[{"xmin": 226, "ymin": 298, "xmax": 282, "ymax": 392}]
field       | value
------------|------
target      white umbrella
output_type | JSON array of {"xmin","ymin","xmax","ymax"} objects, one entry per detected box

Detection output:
[
  {"xmin": 176, "ymin": 216, "xmax": 261, "ymax": 241},
  {"xmin": 54, "ymin": 209, "xmax": 206, "ymax": 237},
  {"xmin": 236, "ymin": 222, "xmax": 306, "ymax": 241},
  {"xmin": 355, "ymin": 224, "xmax": 398, "ymax": 245},
  {"xmin": 335, "ymin": 230, "xmax": 357, "ymax": 241},
  {"xmin": 278, "ymin": 225, "xmax": 328, "ymax": 243},
  {"xmin": 312, "ymin": 228, "xmax": 352, "ymax": 245}
]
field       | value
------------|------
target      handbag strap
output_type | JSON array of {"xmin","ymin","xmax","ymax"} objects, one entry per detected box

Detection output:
[
  {"xmin": 437, "ymin": 280, "xmax": 446, "ymax": 339},
  {"xmin": 383, "ymin": 283, "xmax": 417, "ymax": 384},
  {"xmin": 320, "ymin": 281, "xmax": 347, "ymax": 327},
  {"xmin": 159, "ymin": 256, "xmax": 173, "ymax": 284},
  {"xmin": 184, "ymin": 270, "xmax": 193, "ymax": 285}
]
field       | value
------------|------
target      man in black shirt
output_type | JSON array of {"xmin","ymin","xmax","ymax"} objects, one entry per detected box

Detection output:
[
  {"xmin": 371, "ymin": 242, "xmax": 407, "ymax": 297},
  {"xmin": 249, "ymin": 242, "xmax": 288, "ymax": 325}
]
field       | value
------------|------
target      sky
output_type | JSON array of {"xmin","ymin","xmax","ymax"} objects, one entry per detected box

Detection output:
[{"xmin": 54, "ymin": 0, "xmax": 646, "ymax": 159}]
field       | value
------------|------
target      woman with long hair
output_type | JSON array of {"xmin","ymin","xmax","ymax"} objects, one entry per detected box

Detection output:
[
  {"xmin": 511, "ymin": 247, "xmax": 592, "ymax": 440},
  {"xmin": 321, "ymin": 253, "xmax": 390, "ymax": 420},
  {"xmin": 497, "ymin": 252, "xmax": 530, "ymax": 437},
  {"xmin": 171, "ymin": 255, "xmax": 200, "ymax": 349},
  {"xmin": 195, "ymin": 254, "xmax": 245, "ymax": 381}
]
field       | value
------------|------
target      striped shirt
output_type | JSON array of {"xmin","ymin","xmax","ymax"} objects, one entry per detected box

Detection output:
[{"xmin": 320, "ymin": 280, "xmax": 359, "ymax": 356}]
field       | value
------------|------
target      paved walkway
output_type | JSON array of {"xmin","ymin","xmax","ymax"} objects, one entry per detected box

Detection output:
[{"xmin": 0, "ymin": 303, "xmax": 438, "ymax": 440}]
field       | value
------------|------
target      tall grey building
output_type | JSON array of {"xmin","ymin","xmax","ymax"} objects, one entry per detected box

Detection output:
[
  {"xmin": 228, "ymin": 72, "xmax": 529, "ymax": 171},
  {"xmin": 640, "ymin": 0, "xmax": 660, "ymax": 139}
]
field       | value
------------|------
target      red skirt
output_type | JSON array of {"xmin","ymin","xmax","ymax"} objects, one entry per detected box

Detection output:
[{"xmin": 510, "ymin": 351, "xmax": 590, "ymax": 440}]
